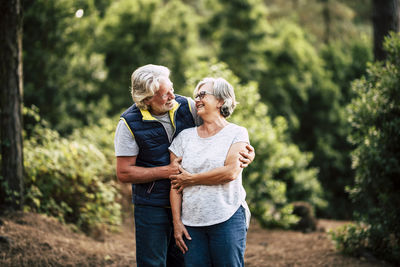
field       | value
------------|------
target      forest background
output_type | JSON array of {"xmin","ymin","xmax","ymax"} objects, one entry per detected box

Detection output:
[{"xmin": 1, "ymin": 0, "xmax": 399, "ymax": 264}]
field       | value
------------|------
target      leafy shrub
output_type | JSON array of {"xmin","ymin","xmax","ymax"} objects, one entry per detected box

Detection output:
[
  {"xmin": 318, "ymin": 36, "xmax": 373, "ymax": 218},
  {"xmin": 333, "ymin": 32, "xmax": 400, "ymax": 263},
  {"xmin": 330, "ymin": 223, "xmax": 370, "ymax": 256},
  {"xmin": 23, "ymin": 107, "xmax": 121, "ymax": 233},
  {"xmin": 183, "ymin": 60, "xmax": 326, "ymax": 228}
]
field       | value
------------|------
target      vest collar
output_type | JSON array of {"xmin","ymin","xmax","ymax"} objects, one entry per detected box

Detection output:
[{"xmin": 139, "ymin": 100, "xmax": 180, "ymax": 128}]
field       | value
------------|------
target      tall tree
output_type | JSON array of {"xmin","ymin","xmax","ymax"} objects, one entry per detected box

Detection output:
[
  {"xmin": 373, "ymin": 0, "xmax": 400, "ymax": 60},
  {"xmin": 346, "ymin": 32, "xmax": 400, "ymax": 263},
  {"xmin": 23, "ymin": 0, "xmax": 109, "ymax": 134},
  {"xmin": 207, "ymin": 0, "xmax": 269, "ymax": 82},
  {"xmin": 0, "ymin": 0, "xmax": 24, "ymax": 210},
  {"xmin": 321, "ymin": 0, "xmax": 332, "ymax": 44}
]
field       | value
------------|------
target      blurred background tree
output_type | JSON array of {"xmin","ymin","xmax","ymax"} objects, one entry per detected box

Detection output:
[
  {"xmin": 372, "ymin": 0, "xmax": 400, "ymax": 60},
  {"xmin": 95, "ymin": 0, "xmax": 205, "ymax": 113},
  {"xmin": 23, "ymin": 0, "xmax": 110, "ymax": 134},
  {"xmin": 332, "ymin": 32, "xmax": 400, "ymax": 264},
  {"xmin": 264, "ymin": 0, "xmax": 372, "ymax": 44},
  {"xmin": 202, "ymin": 0, "xmax": 270, "ymax": 82}
]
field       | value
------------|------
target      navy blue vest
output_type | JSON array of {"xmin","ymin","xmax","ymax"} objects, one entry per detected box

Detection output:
[{"xmin": 120, "ymin": 95, "xmax": 195, "ymax": 207}]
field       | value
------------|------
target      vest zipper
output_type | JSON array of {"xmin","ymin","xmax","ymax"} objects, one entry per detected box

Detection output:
[
  {"xmin": 142, "ymin": 100, "xmax": 181, "ymax": 194},
  {"xmin": 147, "ymin": 181, "xmax": 155, "ymax": 194}
]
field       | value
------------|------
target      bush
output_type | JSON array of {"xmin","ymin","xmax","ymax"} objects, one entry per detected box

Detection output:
[
  {"xmin": 333, "ymin": 32, "xmax": 400, "ymax": 264},
  {"xmin": 22, "ymin": 107, "xmax": 121, "ymax": 233},
  {"xmin": 330, "ymin": 223, "xmax": 370, "ymax": 256},
  {"xmin": 318, "ymin": 36, "xmax": 373, "ymax": 218}
]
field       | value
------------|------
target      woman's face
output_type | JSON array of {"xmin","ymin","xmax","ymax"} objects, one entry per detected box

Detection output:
[{"xmin": 194, "ymin": 83, "xmax": 223, "ymax": 118}]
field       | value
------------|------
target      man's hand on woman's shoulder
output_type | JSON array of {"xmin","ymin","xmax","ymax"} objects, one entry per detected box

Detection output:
[{"xmin": 239, "ymin": 144, "xmax": 255, "ymax": 168}]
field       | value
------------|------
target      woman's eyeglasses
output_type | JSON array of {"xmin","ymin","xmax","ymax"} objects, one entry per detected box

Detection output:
[{"xmin": 194, "ymin": 91, "xmax": 214, "ymax": 100}]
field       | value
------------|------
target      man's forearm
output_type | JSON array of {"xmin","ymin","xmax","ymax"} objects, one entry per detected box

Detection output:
[
  {"xmin": 117, "ymin": 165, "xmax": 171, "ymax": 184},
  {"xmin": 170, "ymin": 189, "xmax": 182, "ymax": 223},
  {"xmin": 170, "ymin": 162, "xmax": 241, "ymax": 191}
]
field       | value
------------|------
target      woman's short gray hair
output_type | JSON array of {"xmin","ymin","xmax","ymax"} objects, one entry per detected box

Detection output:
[
  {"xmin": 131, "ymin": 64, "xmax": 170, "ymax": 110},
  {"xmin": 194, "ymin": 77, "xmax": 237, "ymax": 118}
]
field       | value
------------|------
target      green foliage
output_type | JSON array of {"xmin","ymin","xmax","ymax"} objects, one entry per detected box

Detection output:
[
  {"xmin": 259, "ymin": 21, "xmax": 350, "ymax": 218},
  {"xmin": 335, "ymin": 32, "xmax": 400, "ymax": 263},
  {"xmin": 321, "ymin": 35, "xmax": 373, "ymax": 102},
  {"xmin": 96, "ymin": 0, "xmax": 204, "ymax": 109},
  {"xmin": 264, "ymin": 0, "xmax": 372, "ymax": 43},
  {"xmin": 330, "ymin": 223, "xmax": 370, "ymax": 256},
  {"xmin": 23, "ymin": 0, "xmax": 110, "ymax": 134},
  {"xmin": 23, "ymin": 107, "xmax": 121, "ymax": 233},
  {"xmin": 23, "ymin": 0, "xmax": 205, "ymax": 132},
  {"xmin": 151, "ymin": 0, "xmax": 205, "ymax": 88},
  {"xmin": 184, "ymin": 61, "xmax": 326, "ymax": 228},
  {"xmin": 71, "ymin": 114, "xmax": 119, "ymax": 164},
  {"xmin": 314, "ymin": 35, "xmax": 373, "ymax": 218},
  {"xmin": 204, "ymin": 0, "xmax": 270, "ymax": 82}
]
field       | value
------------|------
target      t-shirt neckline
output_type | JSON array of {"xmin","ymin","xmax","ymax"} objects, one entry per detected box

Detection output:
[{"xmin": 195, "ymin": 123, "xmax": 231, "ymax": 139}]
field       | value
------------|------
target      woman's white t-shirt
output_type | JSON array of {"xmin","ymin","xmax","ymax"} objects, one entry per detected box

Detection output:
[{"xmin": 169, "ymin": 123, "xmax": 251, "ymax": 228}]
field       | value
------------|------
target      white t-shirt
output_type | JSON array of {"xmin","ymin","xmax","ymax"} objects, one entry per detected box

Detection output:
[{"xmin": 169, "ymin": 123, "xmax": 251, "ymax": 228}]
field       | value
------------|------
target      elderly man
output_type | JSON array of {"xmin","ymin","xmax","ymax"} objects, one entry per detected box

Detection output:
[{"xmin": 114, "ymin": 64, "xmax": 254, "ymax": 267}]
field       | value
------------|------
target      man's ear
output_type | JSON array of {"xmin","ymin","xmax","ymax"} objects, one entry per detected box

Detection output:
[
  {"xmin": 143, "ymin": 96, "xmax": 152, "ymax": 105},
  {"xmin": 217, "ymin": 99, "xmax": 224, "ymax": 108}
]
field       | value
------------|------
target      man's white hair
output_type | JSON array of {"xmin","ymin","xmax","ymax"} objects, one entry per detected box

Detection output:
[{"xmin": 131, "ymin": 64, "xmax": 170, "ymax": 110}]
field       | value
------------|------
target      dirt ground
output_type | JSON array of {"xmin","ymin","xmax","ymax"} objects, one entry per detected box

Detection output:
[{"xmin": 0, "ymin": 210, "xmax": 391, "ymax": 267}]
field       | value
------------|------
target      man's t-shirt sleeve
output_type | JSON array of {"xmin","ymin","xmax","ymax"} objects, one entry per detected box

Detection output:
[{"xmin": 114, "ymin": 120, "xmax": 139, "ymax": 157}]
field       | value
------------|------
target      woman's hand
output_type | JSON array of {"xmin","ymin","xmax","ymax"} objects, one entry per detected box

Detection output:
[
  {"xmin": 239, "ymin": 144, "xmax": 255, "ymax": 168},
  {"xmin": 167, "ymin": 156, "xmax": 182, "ymax": 176},
  {"xmin": 173, "ymin": 220, "xmax": 191, "ymax": 254},
  {"xmin": 170, "ymin": 166, "xmax": 194, "ymax": 193}
]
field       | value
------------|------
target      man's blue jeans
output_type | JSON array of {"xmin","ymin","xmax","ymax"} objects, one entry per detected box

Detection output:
[
  {"xmin": 134, "ymin": 205, "xmax": 184, "ymax": 267},
  {"xmin": 184, "ymin": 206, "xmax": 247, "ymax": 267}
]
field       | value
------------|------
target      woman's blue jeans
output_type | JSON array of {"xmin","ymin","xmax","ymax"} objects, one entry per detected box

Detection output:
[
  {"xmin": 184, "ymin": 206, "xmax": 247, "ymax": 267},
  {"xmin": 134, "ymin": 205, "xmax": 184, "ymax": 267}
]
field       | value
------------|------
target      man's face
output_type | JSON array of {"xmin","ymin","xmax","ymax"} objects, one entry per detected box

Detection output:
[{"xmin": 146, "ymin": 78, "xmax": 175, "ymax": 115}]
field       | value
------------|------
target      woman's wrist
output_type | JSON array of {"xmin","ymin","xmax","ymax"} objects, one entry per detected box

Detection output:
[{"xmin": 190, "ymin": 173, "xmax": 199, "ymax": 186}]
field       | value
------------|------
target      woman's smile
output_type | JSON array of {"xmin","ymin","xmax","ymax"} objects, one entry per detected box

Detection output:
[{"xmin": 196, "ymin": 103, "xmax": 205, "ymax": 109}]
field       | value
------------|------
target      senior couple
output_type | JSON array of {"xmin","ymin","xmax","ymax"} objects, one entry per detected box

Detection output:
[{"xmin": 114, "ymin": 64, "xmax": 254, "ymax": 267}]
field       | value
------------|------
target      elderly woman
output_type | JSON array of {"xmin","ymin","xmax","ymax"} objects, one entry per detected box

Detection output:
[{"xmin": 169, "ymin": 77, "xmax": 250, "ymax": 267}]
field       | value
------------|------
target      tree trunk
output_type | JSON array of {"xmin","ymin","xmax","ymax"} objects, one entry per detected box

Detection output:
[
  {"xmin": 373, "ymin": 0, "xmax": 400, "ymax": 61},
  {"xmin": 321, "ymin": 0, "xmax": 331, "ymax": 44},
  {"xmin": 0, "ymin": 0, "xmax": 24, "ymax": 210}
]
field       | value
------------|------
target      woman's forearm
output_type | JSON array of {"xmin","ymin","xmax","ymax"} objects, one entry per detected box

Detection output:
[
  {"xmin": 170, "ymin": 142, "xmax": 246, "ymax": 192},
  {"xmin": 191, "ymin": 165, "xmax": 240, "ymax": 185}
]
